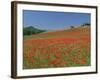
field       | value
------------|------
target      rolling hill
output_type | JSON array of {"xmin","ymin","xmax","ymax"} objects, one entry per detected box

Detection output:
[
  {"xmin": 23, "ymin": 26, "xmax": 46, "ymax": 35},
  {"xmin": 23, "ymin": 26, "xmax": 91, "ymax": 69}
]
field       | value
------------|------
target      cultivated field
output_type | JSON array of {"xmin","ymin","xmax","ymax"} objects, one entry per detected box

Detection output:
[{"xmin": 23, "ymin": 26, "xmax": 91, "ymax": 69}]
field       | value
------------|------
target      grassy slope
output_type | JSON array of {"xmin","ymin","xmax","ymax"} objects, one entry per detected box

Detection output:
[{"xmin": 23, "ymin": 26, "xmax": 91, "ymax": 69}]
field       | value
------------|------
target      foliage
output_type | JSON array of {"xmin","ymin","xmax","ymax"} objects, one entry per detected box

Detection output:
[
  {"xmin": 81, "ymin": 23, "xmax": 90, "ymax": 27},
  {"xmin": 70, "ymin": 26, "xmax": 74, "ymax": 29},
  {"xmin": 23, "ymin": 26, "xmax": 46, "ymax": 35}
]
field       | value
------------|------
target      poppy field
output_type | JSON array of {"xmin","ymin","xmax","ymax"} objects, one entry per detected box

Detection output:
[{"xmin": 23, "ymin": 26, "xmax": 91, "ymax": 69}]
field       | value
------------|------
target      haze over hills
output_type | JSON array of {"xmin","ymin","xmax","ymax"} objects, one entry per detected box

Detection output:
[{"xmin": 23, "ymin": 23, "xmax": 90, "ymax": 36}]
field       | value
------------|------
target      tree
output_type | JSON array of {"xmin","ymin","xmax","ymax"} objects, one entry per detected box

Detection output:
[
  {"xmin": 70, "ymin": 26, "xmax": 74, "ymax": 29},
  {"xmin": 81, "ymin": 23, "xmax": 90, "ymax": 27}
]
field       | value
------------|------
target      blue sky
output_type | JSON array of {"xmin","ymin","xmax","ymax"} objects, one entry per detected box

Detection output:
[{"xmin": 23, "ymin": 10, "xmax": 90, "ymax": 30}]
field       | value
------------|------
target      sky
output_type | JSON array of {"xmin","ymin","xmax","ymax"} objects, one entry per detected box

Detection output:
[{"xmin": 23, "ymin": 10, "xmax": 90, "ymax": 30}]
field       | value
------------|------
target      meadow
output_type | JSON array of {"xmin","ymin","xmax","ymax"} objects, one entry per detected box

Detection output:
[{"xmin": 23, "ymin": 26, "xmax": 91, "ymax": 69}]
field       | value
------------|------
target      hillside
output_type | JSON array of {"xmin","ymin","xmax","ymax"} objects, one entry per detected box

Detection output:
[
  {"xmin": 27, "ymin": 26, "xmax": 90, "ymax": 39},
  {"xmin": 23, "ymin": 26, "xmax": 46, "ymax": 35},
  {"xmin": 23, "ymin": 26, "xmax": 91, "ymax": 69}
]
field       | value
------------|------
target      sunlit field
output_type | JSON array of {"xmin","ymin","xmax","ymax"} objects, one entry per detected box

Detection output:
[{"xmin": 23, "ymin": 26, "xmax": 91, "ymax": 69}]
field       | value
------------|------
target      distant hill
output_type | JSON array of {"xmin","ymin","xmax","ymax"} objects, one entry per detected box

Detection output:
[
  {"xmin": 64, "ymin": 23, "xmax": 90, "ymax": 30},
  {"xmin": 23, "ymin": 23, "xmax": 90, "ymax": 36},
  {"xmin": 25, "ymin": 26, "xmax": 90, "ymax": 39},
  {"xmin": 23, "ymin": 26, "xmax": 46, "ymax": 35}
]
